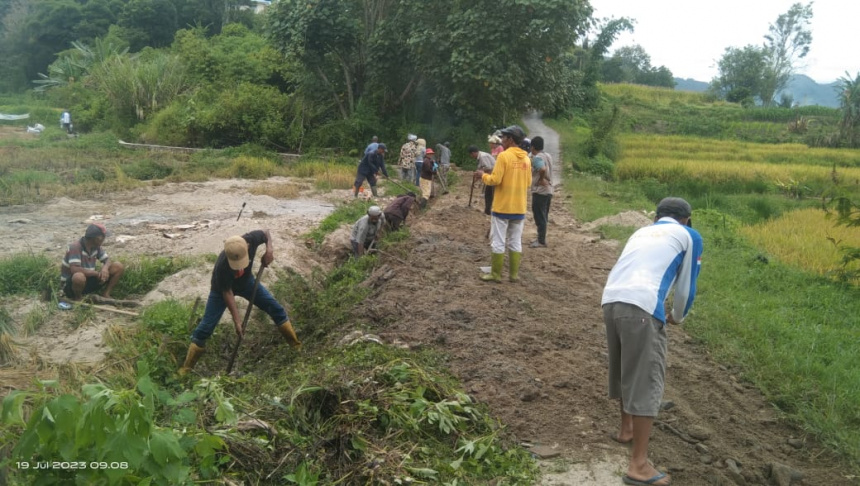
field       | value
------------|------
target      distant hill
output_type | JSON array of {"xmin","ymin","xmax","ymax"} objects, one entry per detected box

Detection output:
[
  {"xmin": 674, "ymin": 78, "xmax": 709, "ymax": 93},
  {"xmin": 673, "ymin": 74, "xmax": 841, "ymax": 108}
]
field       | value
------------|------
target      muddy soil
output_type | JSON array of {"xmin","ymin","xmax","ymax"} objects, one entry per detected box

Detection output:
[{"xmin": 1, "ymin": 121, "xmax": 855, "ymax": 484}]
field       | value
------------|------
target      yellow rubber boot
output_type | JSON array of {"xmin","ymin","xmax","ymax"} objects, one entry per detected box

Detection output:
[
  {"xmin": 509, "ymin": 251, "xmax": 522, "ymax": 283},
  {"xmin": 178, "ymin": 343, "xmax": 205, "ymax": 376},
  {"xmin": 277, "ymin": 320, "xmax": 302, "ymax": 349},
  {"xmin": 480, "ymin": 253, "xmax": 504, "ymax": 283}
]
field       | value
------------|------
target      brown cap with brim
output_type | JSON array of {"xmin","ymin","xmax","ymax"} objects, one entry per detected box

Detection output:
[{"xmin": 224, "ymin": 236, "xmax": 249, "ymax": 270}]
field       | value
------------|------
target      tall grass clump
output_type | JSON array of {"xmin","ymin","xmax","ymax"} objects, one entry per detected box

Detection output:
[
  {"xmin": 216, "ymin": 155, "xmax": 281, "ymax": 179},
  {"xmin": 0, "ymin": 253, "xmax": 56, "ymax": 296},
  {"xmin": 248, "ymin": 182, "xmax": 301, "ymax": 199},
  {"xmin": 112, "ymin": 256, "xmax": 196, "ymax": 299}
]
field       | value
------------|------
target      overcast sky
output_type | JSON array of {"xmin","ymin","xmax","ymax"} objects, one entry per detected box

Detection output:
[{"xmin": 588, "ymin": 0, "xmax": 857, "ymax": 84}]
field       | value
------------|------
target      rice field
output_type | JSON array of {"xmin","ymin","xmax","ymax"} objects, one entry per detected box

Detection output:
[
  {"xmin": 741, "ymin": 208, "xmax": 860, "ymax": 278},
  {"xmin": 618, "ymin": 133, "xmax": 860, "ymax": 168}
]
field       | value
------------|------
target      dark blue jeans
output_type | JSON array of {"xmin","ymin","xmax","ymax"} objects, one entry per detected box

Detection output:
[
  {"xmin": 414, "ymin": 161, "xmax": 423, "ymax": 186},
  {"xmin": 191, "ymin": 277, "xmax": 288, "ymax": 347}
]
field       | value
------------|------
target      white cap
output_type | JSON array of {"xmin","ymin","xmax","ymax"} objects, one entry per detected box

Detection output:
[{"xmin": 368, "ymin": 206, "xmax": 382, "ymax": 216}]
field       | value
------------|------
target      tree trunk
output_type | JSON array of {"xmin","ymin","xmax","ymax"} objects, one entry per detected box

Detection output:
[{"xmin": 315, "ymin": 66, "xmax": 349, "ymax": 120}]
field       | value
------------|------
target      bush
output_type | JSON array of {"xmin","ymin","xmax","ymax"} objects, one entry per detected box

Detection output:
[
  {"xmin": 578, "ymin": 154, "xmax": 615, "ymax": 179},
  {"xmin": 122, "ymin": 160, "xmax": 174, "ymax": 180},
  {"xmin": 217, "ymin": 156, "xmax": 279, "ymax": 179}
]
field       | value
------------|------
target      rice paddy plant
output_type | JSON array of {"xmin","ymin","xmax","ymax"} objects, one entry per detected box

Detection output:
[
  {"xmin": 616, "ymin": 157, "xmax": 860, "ymax": 196},
  {"xmin": 602, "ymin": 83, "xmax": 712, "ymax": 105},
  {"xmin": 618, "ymin": 133, "xmax": 860, "ymax": 168},
  {"xmin": 741, "ymin": 208, "xmax": 860, "ymax": 279}
]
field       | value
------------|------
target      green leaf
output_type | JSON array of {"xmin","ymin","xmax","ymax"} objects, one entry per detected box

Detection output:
[
  {"xmin": 172, "ymin": 391, "xmax": 197, "ymax": 405},
  {"xmin": 1, "ymin": 391, "xmax": 29, "ymax": 425},
  {"xmin": 172, "ymin": 407, "xmax": 197, "ymax": 425},
  {"xmin": 149, "ymin": 429, "xmax": 187, "ymax": 466}
]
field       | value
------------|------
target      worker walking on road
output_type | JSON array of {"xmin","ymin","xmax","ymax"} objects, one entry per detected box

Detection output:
[
  {"xmin": 601, "ymin": 197, "xmax": 703, "ymax": 486},
  {"xmin": 179, "ymin": 229, "xmax": 301, "ymax": 376},
  {"xmin": 474, "ymin": 125, "xmax": 531, "ymax": 283}
]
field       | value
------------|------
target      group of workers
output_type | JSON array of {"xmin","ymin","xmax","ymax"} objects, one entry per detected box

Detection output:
[{"xmin": 60, "ymin": 124, "xmax": 701, "ymax": 486}]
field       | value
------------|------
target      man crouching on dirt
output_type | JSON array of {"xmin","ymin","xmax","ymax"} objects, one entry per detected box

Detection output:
[
  {"xmin": 61, "ymin": 223, "xmax": 124, "ymax": 301},
  {"xmin": 601, "ymin": 197, "xmax": 703, "ymax": 486},
  {"xmin": 179, "ymin": 229, "xmax": 301, "ymax": 376}
]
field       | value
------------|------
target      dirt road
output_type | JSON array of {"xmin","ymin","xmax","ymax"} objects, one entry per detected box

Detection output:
[{"xmin": 355, "ymin": 176, "xmax": 851, "ymax": 483}]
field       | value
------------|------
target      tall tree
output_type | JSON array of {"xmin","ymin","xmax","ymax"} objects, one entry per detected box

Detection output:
[
  {"xmin": 116, "ymin": 0, "xmax": 178, "ymax": 51},
  {"xmin": 710, "ymin": 45, "xmax": 766, "ymax": 105},
  {"xmin": 267, "ymin": 0, "xmax": 592, "ymax": 125},
  {"xmin": 601, "ymin": 44, "xmax": 674, "ymax": 88},
  {"xmin": 837, "ymin": 71, "xmax": 860, "ymax": 147},
  {"xmin": 759, "ymin": 2, "xmax": 813, "ymax": 106}
]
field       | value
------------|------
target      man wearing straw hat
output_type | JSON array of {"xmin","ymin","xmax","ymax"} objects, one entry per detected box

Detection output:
[{"xmin": 179, "ymin": 229, "xmax": 301, "ymax": 376}]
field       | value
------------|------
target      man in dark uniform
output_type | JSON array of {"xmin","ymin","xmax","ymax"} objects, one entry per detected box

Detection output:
[{"xmin": 353, "ymin": 143, "xmax": 389, "ymax": 198}]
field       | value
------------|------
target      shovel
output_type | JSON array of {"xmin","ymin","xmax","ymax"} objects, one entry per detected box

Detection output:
[
  {"xmin": 226, "ymin": 257, "xmax": 266, "ymax": 374},
  {"xmin": 386, "ymin": 177, "xmax": 415, "ymax": 194}
]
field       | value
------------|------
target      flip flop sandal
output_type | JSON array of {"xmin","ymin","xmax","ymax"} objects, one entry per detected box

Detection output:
[{"xmin": 622, "ymin": 472, "xmax": 670, "ymax": 485}]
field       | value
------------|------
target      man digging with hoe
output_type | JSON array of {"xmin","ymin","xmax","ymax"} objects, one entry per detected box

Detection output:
[{"xmin": 179, "ymin": 229, "xmax": 301, "ymax": 376}]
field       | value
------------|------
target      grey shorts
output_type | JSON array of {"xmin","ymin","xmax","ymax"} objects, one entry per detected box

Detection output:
[{"xmin": 603, "ymin": 302, "xmax": 667, "ymax": 417}]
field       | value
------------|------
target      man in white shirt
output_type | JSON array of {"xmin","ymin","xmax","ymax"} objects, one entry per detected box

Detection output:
[
  {"xmin": 60, "ymin": 111, "xmax": 72, "ymax": 133},
  {"xmin": 601, "ymin": 197, "xmax": 703, "ymax": 486}
]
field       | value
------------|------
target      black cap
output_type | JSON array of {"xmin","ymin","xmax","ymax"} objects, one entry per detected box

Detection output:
[
  {"xmin": 500, "ymin": 125, "xmax": 526, "ymax": 144},
  {"xmin": 377, "ymin": 143, "xmax": 387, "ymax": 151},
  {"xmin": 85, "ymin": 223, "xmax": 106, "ymax": 238},
  {"xmin": 656, "ymin": 197, "xmax": 692, "ymax": 220}
]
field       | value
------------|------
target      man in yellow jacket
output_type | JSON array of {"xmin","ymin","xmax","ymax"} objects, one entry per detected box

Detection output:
[{"xmin": 474, "ymin": 125, "xmax": 532, "ymax": 283}]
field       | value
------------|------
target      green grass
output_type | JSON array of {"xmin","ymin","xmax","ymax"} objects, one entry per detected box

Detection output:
[
  {"xmin": 690, "ymin": 210, "xmax": 860, "ymax": 464},
  {"xmin": 112, "ymin": 256, "xmax": 197, "ymax": 299},
  {"xmin": 0, "ymin": 253, "xmax": 57, "ymax": 296},
  {"xmin": 549, "ymin": 94, "xmax": 860, "ymax": 468},
  {"xmin": 305, "ymin": 200, "xmax": 375, "ymax": 245}
]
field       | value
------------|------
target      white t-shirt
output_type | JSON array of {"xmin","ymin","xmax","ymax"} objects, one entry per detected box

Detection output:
[{"xmin": 601, "ymin": 218, "xmax": 703, "ymax": 323}]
